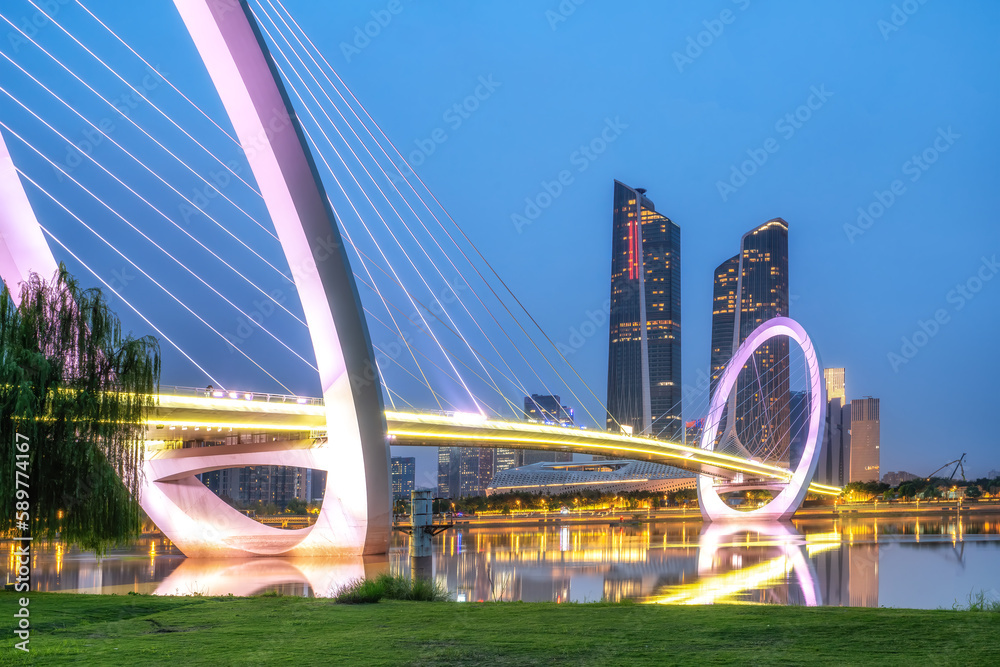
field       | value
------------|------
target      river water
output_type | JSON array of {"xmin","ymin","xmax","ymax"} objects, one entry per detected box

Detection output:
[{"xmin": 10, "ymin": 513, "xmax": 1000, "ymax": 609}]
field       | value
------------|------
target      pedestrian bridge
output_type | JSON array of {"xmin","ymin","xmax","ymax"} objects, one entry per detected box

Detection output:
[{"xmin": 145, "ymin": 387, "xmax": 841, "ymax": 497}]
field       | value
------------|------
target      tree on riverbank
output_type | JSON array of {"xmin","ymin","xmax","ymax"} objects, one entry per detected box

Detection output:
[
  {"xmin": 446, "ymin": 487, "xmax": 699, "ymax": 515},
  {"xmin": 0, "ymin": 268, "xmax": 160, "ymax": 554}
]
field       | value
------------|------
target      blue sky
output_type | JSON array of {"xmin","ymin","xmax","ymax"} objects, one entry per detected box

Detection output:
[{"xmin": 2, "ymin": 0, "xmax": 998, "ymax": 486}]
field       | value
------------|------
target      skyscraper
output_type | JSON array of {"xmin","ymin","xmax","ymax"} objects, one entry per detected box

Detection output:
[
  {"xmin": 438, "ymin": 446, "xmax": 498, "ymax": 498},
  {"xmin": 606, "ymin": 180, "xmax": 682, "ymax": 440},
  {"xmin": 708, "ymin": 219, "xmax": 790, "ymax": 463},
  {"xmin": 788, "ymin": 390, "xmax": 808, "ymax": 468},
  {"xmin": 391, "ymin": 456, "xmax": 415, "ymax": 502},
  {"xmin": 709, "ymin": 255, "xmax": 740, "ymax": 398},
  {"xmin": 524, "ymin": 394, "xmax": 574, "ymax": 426},
  {"xmin": 459, "ymin": 448, "xmax": 495, "ymax": 497},
  {"xmin": 850, "ymin": 398, "xmax": 880, "ymax": 483},
  {"xmin": 818, "ymin": 368, "xmax": 849, "ymax": 486},
  {"xmin": 818, "ymin": 401, "xmax": 851, "ymax": 486},
  {"xmin": 735, "ymin": 219, "xmax": 790, "ymax": 462},
  {"xmin": 437, "ymin": 447, "xmax": 460, "ymax": 499},
  {"xmin": 824, "ymin": 368, "xmax": 846, "ymax": 405}
]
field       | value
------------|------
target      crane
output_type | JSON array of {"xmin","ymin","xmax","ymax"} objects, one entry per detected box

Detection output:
[{"xmin": 925, "ymin": 453, "xmax": 967, "ymax": 482}]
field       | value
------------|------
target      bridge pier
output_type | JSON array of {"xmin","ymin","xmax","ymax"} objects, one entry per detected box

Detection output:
[{"xmin": 409, "ymin": 489, "xmax": 433, "ymax": 579}]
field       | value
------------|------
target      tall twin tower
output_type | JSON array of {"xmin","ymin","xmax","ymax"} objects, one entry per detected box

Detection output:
[
  {"xmin": 605, "ymin": 180, "xmax": 790, "ymax": 462},
  {"xmin": 606, "ymin": 181, "xmax": 683, "ymax": 441}
]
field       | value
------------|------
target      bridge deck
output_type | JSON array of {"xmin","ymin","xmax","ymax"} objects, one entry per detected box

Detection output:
[{"xmin": 146, "ymin": 392, "xmax": 841, "ymax": 496}]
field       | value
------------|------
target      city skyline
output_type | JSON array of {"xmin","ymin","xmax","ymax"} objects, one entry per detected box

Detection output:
[{"xmin": 1, "ymin": 1, "xmax": 996, "ymax": 487}]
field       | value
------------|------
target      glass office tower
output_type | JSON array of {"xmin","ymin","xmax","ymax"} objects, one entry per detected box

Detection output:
[
  {"xmin": 708, "ymin": 218, "xmax": 790, "ymax": 463},
  {"xmin": 606, "ymin": 180, "xmax": 682, "ymax": 440}
]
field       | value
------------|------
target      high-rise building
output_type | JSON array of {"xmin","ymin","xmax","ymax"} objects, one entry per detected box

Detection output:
[
  {"xmin": 459, "ymin": 448, "xmax": 495, "ymax": 497},
  {"xmin": 709, "ymin": 255, "xmax": 740, "ymax": 399},
  {"xmin": 524, "ymin": 394, "xmax": 574, "ymax": 426},
  {"xmin": 818, "ymin": 401, "xmax": 851, "ymax": 486},
  {"xmin": 882, "ymin": 470, "xmax": 918, "ymax": 487},
  {"xmin": 685, "ymin": 418, "xmax": 704, "ymax": 448},
  {"xmin": 818, "ymin": 368, "xmax": 849, "ymax": 486},
  {"xmin": 437, "ymin": 447, "xmax": 460, "ymax": 499},
  {"xmin": 735, "ymin": 219, "xmax": 790, "ymax": 462},
  {"xmin": 606, "ymin": 180, "xmax": 682, "ymax": 440},
  {"xmin": 438, "ymin": 447, "xmax": 498, "ymax": 498},
  {"xmin": 391, "ymin": 456, "xmax": 415, "ymax": 502},
  {"xmin": 708, "ymin": 219, "xmax": 790, "ymax": 463},
  {"xmin": 850, "ymin": 398, "xmax": 880, "ymax": 483},
  {"xmin": 788, "ymin": 390, "xmax": 808, "ymax": 468},
  {"xmin": 824, "ymin": 368, "xmax": 846, "ymax": 405},
  {"xmin": 495, "ymin": 448, "xmax": 520, "ymax": 475}
]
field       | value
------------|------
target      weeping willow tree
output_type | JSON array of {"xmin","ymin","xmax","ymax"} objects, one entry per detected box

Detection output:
[{"xmin": 0, "ymin": 267, "xmax": 160, "ymax": 553}]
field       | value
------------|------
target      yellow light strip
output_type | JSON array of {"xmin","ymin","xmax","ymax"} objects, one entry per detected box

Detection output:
[
  {"xmin": 137, "ymin": 401, "xmax": 843, "ymax": 494},
  {"xmin": 147, "ymin": 421, "xmax": 316, "ymax": 431}
]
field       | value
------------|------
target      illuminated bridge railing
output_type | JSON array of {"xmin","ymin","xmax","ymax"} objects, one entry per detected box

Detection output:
[{"xmin": 144, "ymin": 392, "xmax": 842, "ymax": 496}]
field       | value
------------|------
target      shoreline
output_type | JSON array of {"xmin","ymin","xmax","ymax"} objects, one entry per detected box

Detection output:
[{"xmin": 400, "ymin": 500, "xmax": 1000, "ymax": 529}]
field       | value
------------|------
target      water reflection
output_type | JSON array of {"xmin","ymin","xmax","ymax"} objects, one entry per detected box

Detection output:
[
  {"xmin": 9, "ymin": 514, "xmax": 1000, "ymax": 608},
  {"xmin": 155, "ymin": 557, "xmax": 388, "ymax": 597},
  {"xmin": 646, "ymin": 522, "xmax": 820, "ymax": 606}
]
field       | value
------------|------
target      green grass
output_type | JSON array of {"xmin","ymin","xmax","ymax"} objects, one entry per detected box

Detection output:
[
  {"xmin": 332, "ymin": 574, "xmax": 450, "ymax": 604},
  {"xmin": 1, "ymin": 592, "xmax": 998, "ymax": 665},
  {"xmin": 952, "ymin": 590, "xmax": 1000, "ymax": 612}
]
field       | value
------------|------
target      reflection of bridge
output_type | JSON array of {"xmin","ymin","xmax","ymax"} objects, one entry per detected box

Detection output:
[{"xmin": 145, "ymin": 387, "xmax": 841, "ymax": 494}]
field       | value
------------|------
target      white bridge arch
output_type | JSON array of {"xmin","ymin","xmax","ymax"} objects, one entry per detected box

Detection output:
[
  {"xmin": 697, "ymin": 317, "xmax": 827, "ymax": 521},
  {"xmin": 0, "ymin": 0, "xmax": 390, "ymax": 557}
]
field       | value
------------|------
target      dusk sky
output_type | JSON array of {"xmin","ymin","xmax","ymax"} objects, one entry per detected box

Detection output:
[{"xmin": 2, "ymin": 0, "xmax": 998, "ymax": 487}]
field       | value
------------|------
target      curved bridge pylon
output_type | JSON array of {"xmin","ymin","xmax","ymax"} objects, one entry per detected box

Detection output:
[
  {"xmin": 697, "ymin": 317, "xmax": 827, "ymax": 522},
  {"xmin": 0, "ymin": 0, "xmax": 391, "ymax": 557}
]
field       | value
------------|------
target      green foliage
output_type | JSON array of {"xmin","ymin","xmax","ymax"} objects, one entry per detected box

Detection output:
[
  {"xmin": 952, "ymin": 590, "xmax": 1000, "ymax": 612},
  {"xmin": 284, "ymin": 497, "xmax": 308, "ymax": 514},
  {"xmin": 332, "ymin": 573, "xmax": 450, "ymax": 604},
  {"xmin": 745, "ymin": 490, "xmax": 774, "ymax": 504},
  {"xmin": 920, "ymin": 485, "xmax": 941, "ymax": 500},
  {"xmin": 842, "ymin": 481, "xmax": 890, "ymax": 500},
  {"xmin": 446, "ymin": 486, "xmax": 696, "ymax": 514},
  {"xmin": 0, "ymin": 268, "xmax": 160, "ymax": 554},
  {"xmin": 965, "ymin": 485, "xmax": 982, "ymax": 499}
]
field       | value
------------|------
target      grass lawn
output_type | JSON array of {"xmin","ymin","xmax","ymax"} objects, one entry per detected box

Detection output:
[{"xmin": 1, "ymin": 592, "xmax": 998, "ymax": 665}]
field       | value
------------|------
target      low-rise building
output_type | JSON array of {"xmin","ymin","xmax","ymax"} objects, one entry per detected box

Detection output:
[{"xmin": 486, "ymin": 460, "xmax": 695, "ymax": 496}]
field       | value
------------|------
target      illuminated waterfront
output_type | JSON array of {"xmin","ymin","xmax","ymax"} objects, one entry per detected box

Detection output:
[{"xmin": 10, "ymin": 514, "xmax": 1000, "ymax": 609}]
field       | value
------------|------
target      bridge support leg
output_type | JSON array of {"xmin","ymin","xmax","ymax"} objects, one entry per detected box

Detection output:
[{"xmin": 410, "ymin": 489, "xmax": 433, "ymax": 558}]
